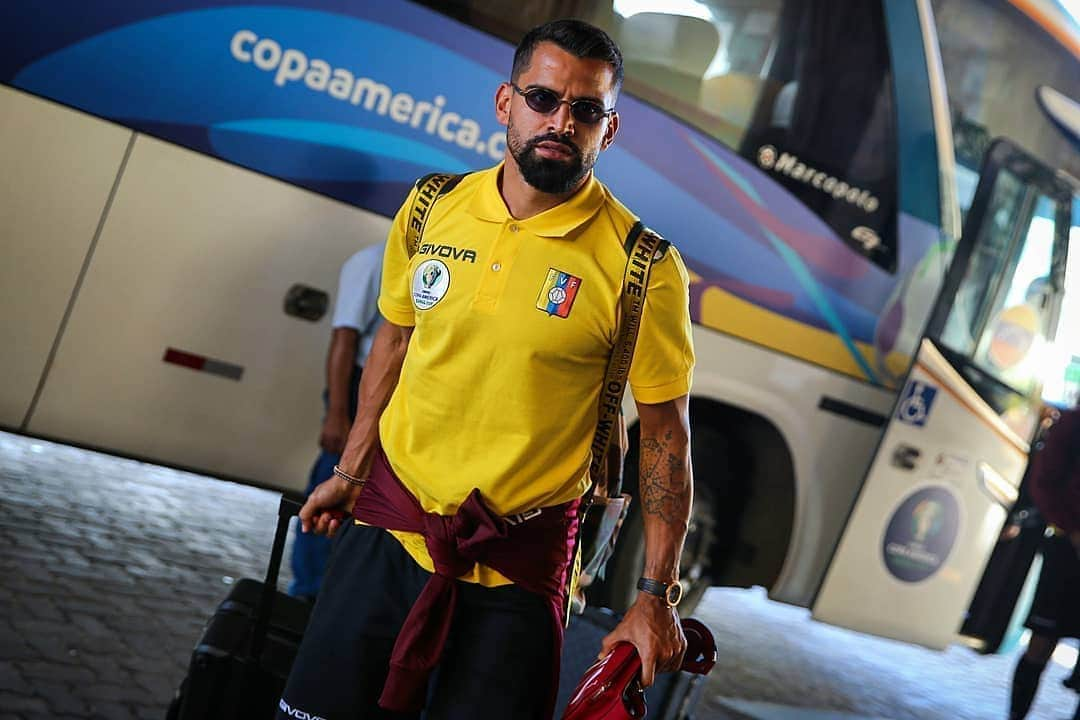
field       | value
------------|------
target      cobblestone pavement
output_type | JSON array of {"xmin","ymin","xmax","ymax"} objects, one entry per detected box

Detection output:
[
  {"xmin": 695, "ymin": 587, "xmax": 1078, "ymax": 720},
  {"xmin": 1, "ymin": 430, "xmax": 1078, "ymax": 720},
  {"xmin": 0, "ymin": 431, "xmax": 295, "ymax": 720}
]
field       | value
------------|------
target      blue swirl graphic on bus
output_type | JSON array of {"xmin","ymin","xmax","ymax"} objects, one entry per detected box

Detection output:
[{"xmin": 210, "ymin": 119, "xmax": 472, "ymax": 181}]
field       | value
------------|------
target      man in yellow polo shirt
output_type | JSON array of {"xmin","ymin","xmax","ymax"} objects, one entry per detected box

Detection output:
[{"xmin": 279, "ymin": 19, "xmax": 695, "ymax": 720}]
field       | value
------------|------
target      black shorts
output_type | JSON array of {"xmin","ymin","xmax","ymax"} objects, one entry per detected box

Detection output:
[
  {"xmin": 1025, "ymin": 534, "xmax": 1080, "ymax": 639},
  {"xmin": 277, "ymin": 521, "xmax": 554, "ymax": 720}
]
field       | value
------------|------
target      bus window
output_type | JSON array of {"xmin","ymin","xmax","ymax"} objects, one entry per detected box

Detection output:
[
  {"xmin": 932, "ymin": 0, "xmax": 1080, "ymax": 201},
  {"xmin": 940, "ymin": 178, "xmax": 1059, "ymax": 397},
  {"xmin": 940, "ymin": 170, "xmax": 1028, "ymax": 356},
  {"xmin": 968, "ymin": 195, "xmax": 1057, "ymax": 394},
  {"xmin": 936, "ymin": 151, "xmax": 1074, "ymax": 441},
  {"xmin": 733, "ymin": 0, "xmax": 897, "ymax": 272},
  {"xmin": 1041, "ymin": 197, "xmax": 1080, "ymax": 406},
  {"xmin": 420, "ymin": 0, "xmax": 900, "ymax": 272}
]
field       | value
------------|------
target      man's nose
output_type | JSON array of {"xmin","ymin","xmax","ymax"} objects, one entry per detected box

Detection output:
[{"xmin": 547, "ymin": 101, "xmax": 575, "ymax": 136}]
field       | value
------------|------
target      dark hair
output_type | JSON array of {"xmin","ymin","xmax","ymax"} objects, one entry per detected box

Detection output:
[{"xmin": 511, "ymin": 19, "xmax": 623, "ymax": 95}]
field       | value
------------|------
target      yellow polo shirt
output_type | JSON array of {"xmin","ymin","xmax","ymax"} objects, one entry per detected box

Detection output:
[{"xmin": 376, "ymin": 164, "xmax": 694, "ymax": 585}]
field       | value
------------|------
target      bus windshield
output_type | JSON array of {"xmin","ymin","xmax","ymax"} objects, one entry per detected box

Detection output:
[{"xmin": 932, "ymin": 0, "xmax": 1080, "ymax": 214}]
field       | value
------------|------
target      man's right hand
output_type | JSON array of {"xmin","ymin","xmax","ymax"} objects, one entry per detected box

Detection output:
[
  {"xmin": 319, "ymin": 412, "xmax": 352, "ymax": 454},
  {"xmin": 299, "ymin": 476, "xmax": 364, "ymax": 537}
]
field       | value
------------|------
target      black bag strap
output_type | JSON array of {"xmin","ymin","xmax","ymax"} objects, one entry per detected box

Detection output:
[
  {"xmin": 406, "ymin": 172, "xmax": 469, "ymax": 258},
  {"xmin": 251, "ymin": 495, "xmax": 302, "ymax": 660}
]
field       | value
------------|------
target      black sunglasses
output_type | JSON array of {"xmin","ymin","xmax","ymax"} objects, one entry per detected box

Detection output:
[{"xmin": 510, "ymin": 84, "xmax": 615, "ymax": 125}]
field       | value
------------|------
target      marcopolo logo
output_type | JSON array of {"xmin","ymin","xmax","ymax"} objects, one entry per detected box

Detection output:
[
  {"xmin": 756, "ymin": 145, "xmax": 880, "ymax": 214},
  {"xmin": 881, "ymin": 486, "xmax": 960, "ymax": 582}
]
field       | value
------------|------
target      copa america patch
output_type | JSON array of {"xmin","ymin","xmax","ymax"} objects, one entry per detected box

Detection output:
[
  {"xmin": 536, "ymin": 268, "xmax": 581, "ymax": 318},
  {"xmin": 412, "ymin": 259, "xmax": 450, "ymax": 310}
]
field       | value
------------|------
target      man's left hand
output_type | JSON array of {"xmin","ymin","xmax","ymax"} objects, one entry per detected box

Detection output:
[{"xmin": 598, "ymin": 593, "xmax": 686, "ymax": 687}]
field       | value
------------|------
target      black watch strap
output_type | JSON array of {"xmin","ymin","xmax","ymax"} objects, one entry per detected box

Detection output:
[
  {"xmin": 637, "ymin": 577, "xmax": 667, "ymax": 596},
  {"xmin": 636, "ymin": 577, "xmax": 683, "ymax": 606}
]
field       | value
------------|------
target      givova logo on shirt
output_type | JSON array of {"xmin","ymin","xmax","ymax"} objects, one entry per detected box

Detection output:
[
  {"xmin": 278, "ymin": 698, "xmax": 327, "ymax": 720},
  {"xmin": 412, "ymin": 259, "xmax": 450, "ymax": 310},
  {"xmin": 536, "ymin": 268, "xmax": 581, "ymax": 318}
]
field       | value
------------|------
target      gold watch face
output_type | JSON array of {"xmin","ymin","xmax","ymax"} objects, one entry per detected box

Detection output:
[{"xmin": 665, "ymin": 582, "xmax": 683, "ymax": 607}]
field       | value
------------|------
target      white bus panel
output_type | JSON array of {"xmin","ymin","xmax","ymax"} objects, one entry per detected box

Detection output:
[
  {"xmin": 25, "ymin": 132, "xmax": 391, "ymax": 490},
  {"xmin": 0, "ymin": 87, "xmax": 132, "ymax": 427}
]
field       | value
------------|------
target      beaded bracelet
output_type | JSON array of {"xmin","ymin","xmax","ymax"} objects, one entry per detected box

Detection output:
[{"xmin": 332, "ymin": 464, "xmax": 366, "ymax": 487}]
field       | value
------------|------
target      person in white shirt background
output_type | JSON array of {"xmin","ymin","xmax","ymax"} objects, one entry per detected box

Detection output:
[{"xmin": 288, "ymin": 241, "xmax": 384, "ymax": 601}]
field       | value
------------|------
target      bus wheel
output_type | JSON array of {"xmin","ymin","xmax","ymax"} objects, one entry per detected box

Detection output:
[{"xmin": 586, "ymin": 425, "xmax": 719, "ymax": 616}]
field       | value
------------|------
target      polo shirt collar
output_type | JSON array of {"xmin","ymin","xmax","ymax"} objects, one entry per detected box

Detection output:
[{"xmin": 467, "ymin": 163, "xmax": 605, "ymax": 238}]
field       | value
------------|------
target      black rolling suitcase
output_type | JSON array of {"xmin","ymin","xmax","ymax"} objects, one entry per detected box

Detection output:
[
  {"xmin": 167, "ymin": 496, "xmax": 311, "ymax": 720},
  {"xmin": 556, "ymin": 607, "xmax": 709, "ymax": 720}
]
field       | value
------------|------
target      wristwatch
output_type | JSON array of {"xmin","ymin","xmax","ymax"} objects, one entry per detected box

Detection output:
[{"xmin": 636, "ymin": 577, "xmax": 683, "ymax": 607}]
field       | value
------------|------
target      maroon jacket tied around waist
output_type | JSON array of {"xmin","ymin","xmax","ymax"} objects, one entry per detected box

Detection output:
[{"xmin": 351, "ymin": 448, "xmax": 581, "ymax": 716}]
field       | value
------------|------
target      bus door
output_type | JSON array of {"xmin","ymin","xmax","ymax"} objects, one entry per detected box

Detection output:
[{"xmin": 812, "ymin": 138, "xmax": 1074, "ymax": 649}]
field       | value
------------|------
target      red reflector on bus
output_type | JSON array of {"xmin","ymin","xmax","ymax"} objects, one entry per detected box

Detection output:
[
  {"xmin": 163, "ymin": 348, "xmax": 205, "ymax": 370},
  {"xmin": 163, "ymin": 348, "xmax": 243, "ymax": 381}
]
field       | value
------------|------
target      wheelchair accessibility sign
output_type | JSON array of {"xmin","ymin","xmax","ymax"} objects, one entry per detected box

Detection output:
[{"xmin": 896, "ymin": 380, "xmax": 938, "ymax": 427}]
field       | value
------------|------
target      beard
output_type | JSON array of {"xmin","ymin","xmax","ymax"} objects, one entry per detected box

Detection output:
[{"xmin": 507, "ymin": 123, "xmax": 598, "ymax": 194}]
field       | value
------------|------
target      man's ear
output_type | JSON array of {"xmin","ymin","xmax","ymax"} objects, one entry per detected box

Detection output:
[
  {"xmin": 495, "ymin": 82, "xmax": 513, "ymax": 126},
  {"xmin": 600, "ymin": 111, "xmax": 620, "ymax": 151}
]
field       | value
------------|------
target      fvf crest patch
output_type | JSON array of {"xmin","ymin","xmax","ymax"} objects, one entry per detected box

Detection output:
[{"xmin": 536, "ymin": 268, "xmax": 581, "ymax": 318}]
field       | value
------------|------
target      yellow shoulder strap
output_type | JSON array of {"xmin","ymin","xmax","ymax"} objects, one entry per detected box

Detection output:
[
  {"xmin": 587, "ymin": 221, "xmax": 666, "ymax": 487},
  {"xmin": 405, "ymin": 173, "xmax": 468, "ymax": 258}
]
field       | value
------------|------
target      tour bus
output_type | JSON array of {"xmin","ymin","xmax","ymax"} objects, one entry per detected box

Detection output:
[{"xmin": 2, "ymin": 0, "xmax": 1078, "ymax": 652}]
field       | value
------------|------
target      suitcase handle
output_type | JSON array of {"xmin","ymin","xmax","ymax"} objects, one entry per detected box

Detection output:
[{"xmin": 251, "ymin": 495, "xmax": 303, "ymax": 661}]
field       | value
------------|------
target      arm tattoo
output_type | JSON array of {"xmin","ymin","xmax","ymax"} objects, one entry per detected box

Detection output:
[{"xmin": 639, "ymin": 429, "xmax": 687, "ymax": 524}]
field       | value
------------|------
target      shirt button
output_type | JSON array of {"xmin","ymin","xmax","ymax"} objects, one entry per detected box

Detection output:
[
  {"xmin": 508, "ymin": 224, "xmax": 519, "ymax": 233},
  {"xmin": 491, "ymin": 262, "xmax": 502, "ymax": 272}
]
